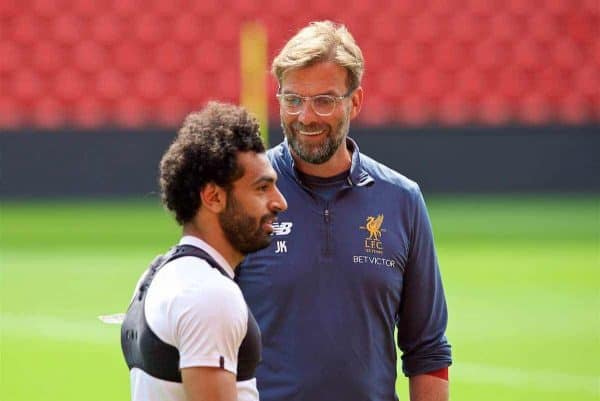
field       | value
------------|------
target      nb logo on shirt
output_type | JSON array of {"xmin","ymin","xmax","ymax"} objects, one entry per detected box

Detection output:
[{"xmin": 272, "ymin": 222, "xmax": 293, "ymax": 236}]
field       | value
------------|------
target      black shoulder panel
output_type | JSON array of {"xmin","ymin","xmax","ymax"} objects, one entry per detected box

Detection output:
[{"xmin": 120, "ymin": 245, "xmax": 226, "ymax": 383}]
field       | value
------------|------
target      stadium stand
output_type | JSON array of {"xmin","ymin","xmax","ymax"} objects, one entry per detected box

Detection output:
[{"xmin": 0, "ymin": 0, "xmax": 598, "ymax": 128}]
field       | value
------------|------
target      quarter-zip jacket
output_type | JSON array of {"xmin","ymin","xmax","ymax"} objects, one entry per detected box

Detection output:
[{"xmin": 236, "ymin": 138, "xmax": 451, "ymax": 401}]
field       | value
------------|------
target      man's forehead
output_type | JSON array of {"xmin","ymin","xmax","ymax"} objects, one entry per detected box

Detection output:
[
  {"xmin": 281, "ymin": 62, "xmax": 348, "ymax": 92},
  {"xmin": 236, "ymin": 152, "xmax": 276, "ymax": 182}
]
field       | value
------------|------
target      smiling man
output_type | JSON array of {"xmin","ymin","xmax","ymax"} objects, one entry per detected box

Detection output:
[
  {"xmin": 121, "ymin": 102, "xmax": 287, "ymax": 401},
  {"xmin": 236, "ymin": 21, "xmax": 452, "ymax": 401}
]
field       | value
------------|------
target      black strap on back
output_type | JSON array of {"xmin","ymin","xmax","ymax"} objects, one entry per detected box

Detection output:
[{"xmin": 120, "ymin": 245, "xmax": 229, "ymax": 382}]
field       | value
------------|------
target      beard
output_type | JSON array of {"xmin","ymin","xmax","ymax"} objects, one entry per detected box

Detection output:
[
  {"xmin": 218, "ymin": 192, "xmax": 275, "ymax": 255},
  {"xmin": 281, "ymin": 112, "xmax": 350, "ymax": 164}
]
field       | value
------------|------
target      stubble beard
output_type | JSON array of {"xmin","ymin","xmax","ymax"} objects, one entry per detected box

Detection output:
[
  {"xmin": 218, "ymin": 193, "xmax": 273, "ymax": 255},
  {"xmin": 282, "ymin": 114, "xmax": 350, "ymax": 165}
]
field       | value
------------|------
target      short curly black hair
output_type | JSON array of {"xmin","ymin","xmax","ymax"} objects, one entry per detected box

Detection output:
[{"xmin": 159, "ymin": 102, "xmax": 265, "ymax": 225}]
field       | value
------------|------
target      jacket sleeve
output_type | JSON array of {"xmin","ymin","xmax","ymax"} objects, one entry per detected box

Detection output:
[{"xmin": 397, "ymin": 186, "xmax": 452, "ymax": 376}]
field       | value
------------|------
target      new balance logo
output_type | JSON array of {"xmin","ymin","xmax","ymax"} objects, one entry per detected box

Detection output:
[
  {"xmin": 272, "ymin": 222, "xmax": 293, "ymax": 236},
  {"xmin": 275, "ymin": 241, "xmax": 287, "ymax": 253}
]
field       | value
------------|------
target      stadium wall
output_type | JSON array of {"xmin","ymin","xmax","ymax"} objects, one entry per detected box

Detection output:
[{"xmin": 1, "ymin": 125, "xmax": 598, "ymax": 198}]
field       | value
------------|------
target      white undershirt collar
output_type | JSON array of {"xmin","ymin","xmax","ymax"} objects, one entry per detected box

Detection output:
[{"xmin": 178, "ymin": 235, "xmax": 235, "ymax": 279}]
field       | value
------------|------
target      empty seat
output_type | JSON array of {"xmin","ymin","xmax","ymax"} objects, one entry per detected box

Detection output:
[
  {"xmin": 0, "ymin": 42, "xmax": 22, "ymax": 74},
  {"xmin": 52, "ymin": 14, "xmax": 86, "ymax": 46}
]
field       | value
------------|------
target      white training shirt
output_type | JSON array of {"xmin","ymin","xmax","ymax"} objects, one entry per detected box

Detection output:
[{"xmin": 129, "ymin": 236, "xmax": 259, "ymax": 401}]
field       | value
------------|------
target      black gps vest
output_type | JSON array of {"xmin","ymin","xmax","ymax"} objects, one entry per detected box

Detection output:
[{"xmin": 121, "ymin": 244, "xmax": 261, "ymax": 382}]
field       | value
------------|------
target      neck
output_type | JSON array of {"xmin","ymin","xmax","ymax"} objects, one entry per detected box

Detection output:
[
  {"xmin": 292, "ymin": 143, "xmax": 352, "ymax": 177},
  {"xmin": 182, "ymin": 224, "xmax": 244, "ymax": 270}
]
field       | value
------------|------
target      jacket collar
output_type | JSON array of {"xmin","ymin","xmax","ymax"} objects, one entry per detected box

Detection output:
[{"xmin": 278, "ymin": 137, "xmax": 374, "ymax": 187}]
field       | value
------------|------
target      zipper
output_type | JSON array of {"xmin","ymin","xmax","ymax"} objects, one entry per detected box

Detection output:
[{"xmin": 323, "ymin": 206, "xmax": 331, "ymax": 255}]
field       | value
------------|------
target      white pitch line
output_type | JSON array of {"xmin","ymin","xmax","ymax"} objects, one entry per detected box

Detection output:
[
  {"xmin": 2, "ymin": 314, "xmax": 598, "ymax": 395},
  {"xmin": 0, "ymin": 313, "xmax": 119, "ymax": 345}
]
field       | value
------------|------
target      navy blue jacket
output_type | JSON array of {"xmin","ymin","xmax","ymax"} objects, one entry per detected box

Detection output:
[{"xmin": 236, "ymin": 139, "xmax": 451, "ymax": 401}]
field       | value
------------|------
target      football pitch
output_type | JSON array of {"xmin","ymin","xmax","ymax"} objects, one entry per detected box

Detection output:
[{"xmin": 1, "ymin": 196, "xmax": 598, "ymax": 401}]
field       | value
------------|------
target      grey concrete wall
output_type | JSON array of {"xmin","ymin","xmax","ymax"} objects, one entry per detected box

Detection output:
[{"xmin": 1, "ymin": 124, "xmax": 598, "ymax": 198}]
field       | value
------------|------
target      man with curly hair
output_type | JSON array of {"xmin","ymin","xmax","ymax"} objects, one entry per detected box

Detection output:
[
  {"xmin": 121, "ymin": 102, "xmax": 287, "ymax": 401},
  {"xmin": 236, "ymin": 21, "xmax": 452, "ymax": 401}
]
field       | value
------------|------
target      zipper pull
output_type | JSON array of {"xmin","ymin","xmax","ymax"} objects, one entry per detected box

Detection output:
[{"xmin": 323, "ymin": 209, "xmax": 330, "ymax": 223}]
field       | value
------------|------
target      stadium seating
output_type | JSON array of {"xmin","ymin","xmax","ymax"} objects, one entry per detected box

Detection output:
[{"xmin": 0, "ymin": 0, "xmax": 597, "ymax": 128}]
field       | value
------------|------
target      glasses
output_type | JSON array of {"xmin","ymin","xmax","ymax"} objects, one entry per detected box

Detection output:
[{"xmin": 276, "ymin": 91, "xmax": 353, "ymax": 116}]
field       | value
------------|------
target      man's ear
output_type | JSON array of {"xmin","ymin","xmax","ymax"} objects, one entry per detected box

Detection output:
[
  {"xmin": 349, "ymin": 86, "xmax": 363, "ymax": 120},
  {"xmin": 199, "ymin": 183, "xmax": 227, "ymax": 213}
]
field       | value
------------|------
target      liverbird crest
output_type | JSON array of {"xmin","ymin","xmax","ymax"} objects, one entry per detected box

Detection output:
[{"xmin": 362, "ymin": 214, "xmax": 384, "ymax": 240}]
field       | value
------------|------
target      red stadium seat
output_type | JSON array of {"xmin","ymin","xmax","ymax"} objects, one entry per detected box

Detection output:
[
  {"xmin": 513, "ymin": 40, "xmax": 545, "ymax": 71},
  {"xmin": 193, "ymin": 40, "xmax": 224, "ymax": 73},
  {"xmin": 217, "ymin": 69, "xmax": 240, "ymax": 103},
  {"xmin": 54, "ymin": 69, "xmax": 86, "ymax": 102},
  {"xmin": 433, "ymin": 41, "xmax": 468, "ymax": 73},
  {"xmin": 74, "ymin": 41, "xmax": 107, "ymax": 74},
  {"xmin": 32, "ymin": 41, "xmax": 65, "ymax": 75},
  {"xmin": 192, "ymin": 0, "xmax": 220, "ymax": 18},
  {"xmin": 0, "ymin": 97, "xmax": 23, "ymax": 128},
  {"xmin": 473, "ymin": 40, "xmax": 508, "ymax": 71},
  {"xmin": 31, "ymin": 0, "xmax": 61, "ymax": 18},
  {"xmin": 136, "ymin": 70, "xmax": 168, "ymax": 101},
  {"xmin": 479, "ymin": 94, "xmax": 513, "ymax": 125},
  {"xmin": 69, "ymin": 0, "xmax": 99, "ymax": 17},
  {"xmin": 172, "ymin": 14, "xmax": 206, "ymax": 45},
  {"xmin": 518, "ymin": 93, "xmax": 553, "ymax": 125},
  {"xmin": 213, "ymin": 14, "xmax": 242, "ymax": 46},
  {"xmin": 112, "ymin": 41, "xmax": 146, "ymax": 73},
  {"xmin": 96, "ymin": 69, "xmax": 129, "ymax": 101},
  {"xmin": 75, "ymin": 97, "xmax": 106, "ymax": 128},
  {"xmin": 12, "ymin": 70, "xmax": 44, "ymax": 102},
  {"xmin": 411, "ymin": 13, "xmax": 441, "ymax": 44},
  {"xmin": 559, "ymin": 94, "xmax": 591, "ymax": 124},
  {"xmin": 154, "ymin": 42, "xmax": 186, "ymax": 74},
  {"xmin": 546, "ymin": 0, "xmax": 571, "ymax": 16},
  {"xmin": 113, "ymin": 0, "xmax": 142, "ymax": 17},
  {"xmin": 0, "ymin": 0, "xmax": 19, "ymax": 17},
  {"xmin": 134, "ymin": 13, "xmax": 167, "ymax": 45},
  {"xmin": 455, "ymin": 68, "xmax": 487, "ymax": 101},
  {"xmin": 393, "ymin": 41, "xmax": 425, "ymax": 72},
  {"xmin": 397, "ymin": 95, "xmax": 432, "ymax": 126},
  {"xmin": 489, "ymin": 13, "xmax": 522, "ymax": 43},
  {"xmin": 178, "ymin": 68, "xmax": 218, "ymax": 103},
  {"xmin": 0, "ymin": 41, "xmax": 22, "ymax": 74},
  {"xmin": 417, "ymin": 67, "xmax": 448, "ymax": 101},
  {"xmin": 12, "ymin": 15, "xmax": 42, "ymax": 46},
  {"xmin": 506, "ymin": 0, "xmax": 535, "ymax": 16},
  {"xmin": 528, "ymin": 13, "xmax": 559, "ymax": 44},
  {"xmin": 90, "ymin": 14, "xmax": 123, "ymax": 45},
  {"xmin": 576, "ymin": 65, "xmax": 600, "ymax": 100},
  {"xmin": 115, "ymin": 97, "xmax": 149, "ymax": 127},
  {"xmin": 551, "ymin": 39, "xmax": 581, "ymax": 71},
  {"xmin": 52, "ymin": 14, "xmax": 87, "ymax": 46},
  {"xmin": 536, "ymin": 67, "xmax": 568, "ymax": 100},
  {"xmin": 439, "ymin": 95, "xmax": 474, "ymax": 126},
  {"xmin": 157, "ymin": 96, "xmax": 190, "ymax": 127},
  {"xmin": 33, "ymin": 98, "xmax": 65, "ymax": 128},
  {"xmin": 448, "ymin": 13, "xmax": 482, "ymax": 44},
  {"xmin": 468, "ymin": 0, "xmax": 496, "ymax": 18},
  {"xmin": 496, "ymin": 67, "xmax": 530, "ymax": 100}
]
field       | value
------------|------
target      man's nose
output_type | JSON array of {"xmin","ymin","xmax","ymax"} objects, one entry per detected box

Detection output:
[
  {"xmin": 297, "ymin": 100, "xmax": 318, "ymax": 124},
  {"xmin": 271, "ymin": 186, "xmax": 288, "ymax": 213}
]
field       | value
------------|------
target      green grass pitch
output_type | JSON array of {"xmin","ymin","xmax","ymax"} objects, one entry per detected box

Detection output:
[{"xmin": 1, "ymin": 196, "xmax": 598, "ymax": 400}]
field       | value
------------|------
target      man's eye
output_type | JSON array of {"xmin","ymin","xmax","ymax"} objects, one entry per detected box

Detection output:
[
  {"xmin": 313, "ymin": 96, "xmax": 334, "ymax": 107},
  {"xmin": 285, "ymin": 95, "xmax": 302, "ymax": 107}
]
